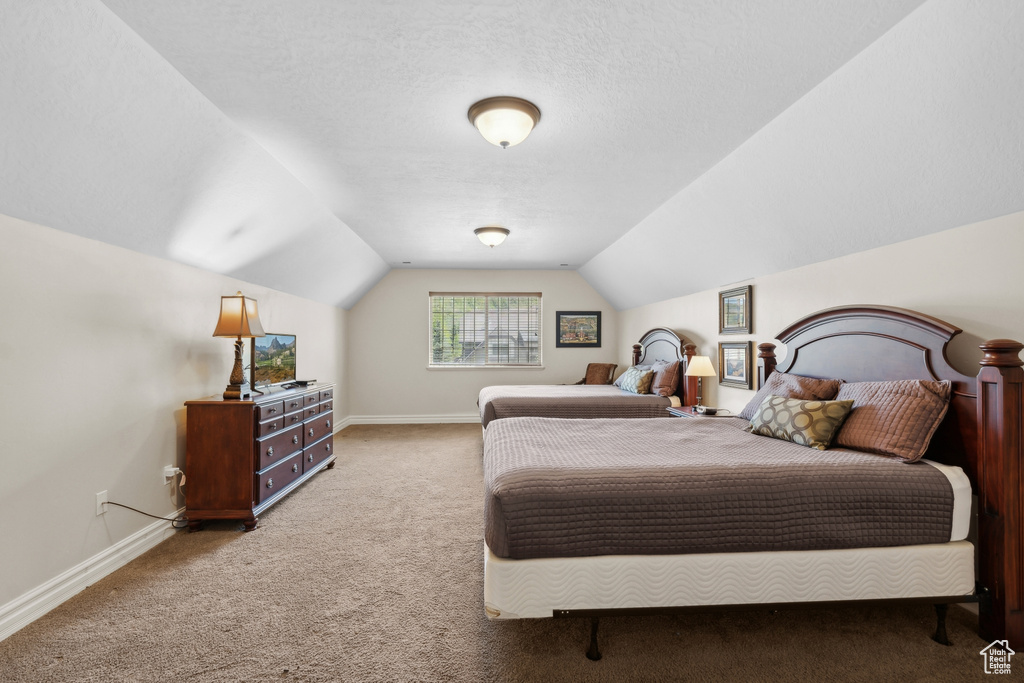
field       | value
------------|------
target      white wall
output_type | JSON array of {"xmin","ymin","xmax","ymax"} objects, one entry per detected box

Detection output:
[
  {"xmin": 347, "ymin": 269, "xmax": 618, "ymax": 421},
  {"xmin": 0, "ymin": 213, "xmax": 346, "ymax": 617},
  {"xmin": 617, "ymin": 211, "xmax": 1024, "ymax": 414}
]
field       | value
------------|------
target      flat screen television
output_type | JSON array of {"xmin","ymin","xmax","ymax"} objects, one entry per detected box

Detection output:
[{"xmin": 250, "ymin": 333, "xmax": 297, "ymax": 388}]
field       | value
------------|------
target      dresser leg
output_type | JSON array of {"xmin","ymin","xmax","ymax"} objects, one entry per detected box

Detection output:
[
  {"xmin": 187, "ymin": 519, "xmax": 203, "ymax": 532},
  {"xmin": 243, "ymin": 516, "xmax": 258, "ymax": 532}
]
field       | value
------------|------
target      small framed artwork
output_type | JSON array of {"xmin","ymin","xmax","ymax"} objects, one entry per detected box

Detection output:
[
  {"xmin": 250, "ymin": 333, "xmax": 298, "ymax": 388},
  {"xmin": 556, "ymin": 311, "xmax": 601, "ymax": 348},
  {"xmin": 719, "ymin": 285, "xmax": 752, "ymax": 334},
  {"xmin": 718, "ymin": 341, "xmax": 753, "ymax": 389}
]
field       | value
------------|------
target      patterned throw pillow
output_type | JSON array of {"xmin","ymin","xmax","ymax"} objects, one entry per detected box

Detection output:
[
  {"xmin": 833, "ymin": 379, "xmax": 952, "ymax": 462},
  {"xmin": 738, "ymin": 372, "xmax": 844, "ymax": 421},
  {"xmin": 614, "ymin": 364, "xmax": 650, "ymax": 388},
  {"xmin": 618, "ymin": 366, "xmax": 655, "ymax": 394},
  {"xmin": 745, "ymin": 395, "xmax": 855, "ymax": 450}
]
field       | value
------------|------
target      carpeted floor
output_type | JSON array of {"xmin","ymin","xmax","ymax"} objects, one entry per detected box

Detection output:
[{"xmin": 0, "ymin": 424, "xmax": 999, "ymax": 681}]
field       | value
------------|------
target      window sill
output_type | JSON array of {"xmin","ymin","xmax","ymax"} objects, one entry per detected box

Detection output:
[{"xmin": 426, "ymin": 365, "xmax": 546, "ymax": 370}]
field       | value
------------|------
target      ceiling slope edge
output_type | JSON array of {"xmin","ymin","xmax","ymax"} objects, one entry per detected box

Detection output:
[
  {"xmin": 0, "ymin": 0, "xmax": 387, "ymax": 310},
  {"xmin": 580, "ymin": 0, "xmax": 1024, "ymax": 311}
]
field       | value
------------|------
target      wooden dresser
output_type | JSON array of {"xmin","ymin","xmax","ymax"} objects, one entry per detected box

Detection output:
[{"xmin": 184, "ymin": 383, "xmax": 336, "ymax": 530}]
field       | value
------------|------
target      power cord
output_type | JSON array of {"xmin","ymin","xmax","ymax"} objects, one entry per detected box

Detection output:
[{"xmin": 106, "ymin": 501, "xmax": 190, "ymax": 529}]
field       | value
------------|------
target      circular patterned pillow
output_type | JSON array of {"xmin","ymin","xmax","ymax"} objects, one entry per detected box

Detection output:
[{"xmin": 745, "ymin": 395, "xmax": 855, "ymax": 450}]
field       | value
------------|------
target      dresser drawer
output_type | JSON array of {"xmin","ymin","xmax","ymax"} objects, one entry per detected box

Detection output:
[
  {"xmin": 257, "ymin": 415, "xmax": 289, "ymax": 437},
  {"xmin": 319, "ymin": 399, "xmax": 333, "ymax": 413},
  {"xmin": 255, "ymin": 423, "xmax": 303, "ymax": 470},
  {"xmin": 304, "ymin": 392, "xmax": 319, "ymax": 407},
  {"xmin": 318, "ymin": 387, "xmax": 334, "ymax": 401},
  {"xmin": 304, "ymin": 404, "xmax": 319, "ymax": 419},
  {"xmin": 303, "ymin": 410, "xmax": 333, "ymax": 446},
  {"xmin": 303, "ymin": 434, "xmax": 334, "ymax": 472},
  {"xmin": 283, "ymin": 409, "xmax": 305, "ymax": 428},
  {"xmin": 282, "ymin": 395, "xmax": 305, "ymax": 414},
  {"xmin": 257, "ymin": 454, "xmax": 303, "ymax": 504},
  {"xmin": 256, "ymin": 400, "xmax": 285, "ymax": 422}
]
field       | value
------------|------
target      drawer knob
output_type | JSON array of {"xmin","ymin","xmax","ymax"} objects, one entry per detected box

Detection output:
[
  {"xmin": 326, "ymin": 443, "xmax": 331, "ymax": 452},
  {"xmin": 266, "ymin": 478, "xmax": 274, "ymax": 489},
  {"xmin": 269, "ymin": 407, "xmax": 277, "ymax": 414},
  {"xmin": 270, "ymin": 423, "xmax": 278, "ymax": 431},
  {"xmin": 292, "ymin": 463, "xmax": 299, "ymax": 473},
  {"xmin": 308, "ymin": 428, "xmax": 314, "ymax": 437},
  {"xmin": 308, "ymin": 453, "xmax": 313, "ymax": 462},
  {"xmin": 292, "ymin": 435, "xmax": 299, "ymax": 444},
  {"xmin": 267, "ymin": 446, "xmax": 274, "ymax": 457},
  {"xmin": 326, "ymin": 420, "xmax": 331, "ymax": 429}
]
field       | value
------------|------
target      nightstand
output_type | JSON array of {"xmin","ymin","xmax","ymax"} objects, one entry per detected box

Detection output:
[{"xmin": 666, "ymin": 406, "xmax": 730, "ymax": 418}]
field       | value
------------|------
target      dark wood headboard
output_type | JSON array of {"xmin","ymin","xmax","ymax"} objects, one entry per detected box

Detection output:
[
  {"xmin": 631, "ymin": 327, "xmax": 697, "ymax": 406},
  {"xmin": 755, "ymin": 305, "xmax": 1024, "ymax": 648}
]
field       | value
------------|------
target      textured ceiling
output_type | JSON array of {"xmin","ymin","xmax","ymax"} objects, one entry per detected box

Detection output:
[
  {"xmin": 3, "ymin": 1, "xmax": 1022, "ymax": 309},
  {"xmin": 98, "ymin": 0, "xmax": 923, "ymax": 272}
]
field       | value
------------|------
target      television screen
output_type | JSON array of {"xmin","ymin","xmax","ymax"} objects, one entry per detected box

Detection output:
[{"xmin": 251, "ymin": 333, "xmax": 297, "ymax": 387}]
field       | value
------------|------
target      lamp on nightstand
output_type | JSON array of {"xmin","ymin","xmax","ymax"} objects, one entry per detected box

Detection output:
[
  {"xmin": 212, "ymin": 291, "xmax": 265, "ymax": 400},
  {"xmin": 685, "ymin": 355, "xmax": 717, "ymax": 414}
]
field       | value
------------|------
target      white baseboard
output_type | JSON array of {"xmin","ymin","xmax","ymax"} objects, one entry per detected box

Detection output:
[
  {"xmin": 0, "ymin": 510, "xmax": 183, "ymax": 642},
  {"xmin": 344, "ymin": 414, "xmax": 479, "ymax": 425}
]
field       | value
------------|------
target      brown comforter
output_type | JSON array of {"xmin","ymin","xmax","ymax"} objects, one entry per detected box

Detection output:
[
  {"xmin": 478, "ymin": 384, "xmax": 671, "ymax": 427},
  {"xmin": 484, "ymin": 417, "xmax": 954, "ymax": 560}
]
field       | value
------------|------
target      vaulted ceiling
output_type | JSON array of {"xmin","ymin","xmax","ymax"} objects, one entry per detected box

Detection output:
[{"xmin": 2, "ymin": 1, "xmax": 1022, "ymax": 309}]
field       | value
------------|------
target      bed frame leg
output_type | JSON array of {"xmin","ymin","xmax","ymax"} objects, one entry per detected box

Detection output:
[
  {"xmin": 586, "ymin": 618, "xmax": 602, "ymax": 661},
  {"xmin": 932, "ymin": 603, "xmax": 951, "ymax": 646}
]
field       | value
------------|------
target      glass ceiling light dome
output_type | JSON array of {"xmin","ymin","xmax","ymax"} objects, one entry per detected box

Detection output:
[
  {"xmin": 467, "ymin": 97, "xmax": 541, "ymax": 149},
  {"xmin": 474, "ymin": 226, "xmax": 510, "ymax": 247}
]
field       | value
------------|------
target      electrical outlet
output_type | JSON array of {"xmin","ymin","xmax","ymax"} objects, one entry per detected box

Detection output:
[
  {"xmin": 163, "ymin": 466, "xmax": 181, "ymax": 484},
  {"xmin": 95, "ymin": 490, "xmax": 108, "ymax": 516}
]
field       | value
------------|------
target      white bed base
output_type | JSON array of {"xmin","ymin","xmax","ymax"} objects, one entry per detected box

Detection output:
[{"xmin": 485, "ymin": 460, "xmax": 975, "ymax": 620}]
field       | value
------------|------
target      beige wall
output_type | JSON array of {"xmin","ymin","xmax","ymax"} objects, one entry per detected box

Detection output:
[
  {"xmin": 618, "ymin": 210, "xmax": 1024, "ymax": 415},
  {"xmin": 347, "ymin": 269, "xmax": 618, "ymax": 420},
  {"xmin": 0, "ymin": 214, "xmax": 346, "ymax": 609}
]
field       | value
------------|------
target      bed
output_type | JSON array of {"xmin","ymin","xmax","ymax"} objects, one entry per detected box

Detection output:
[
  {"xmin": 478, "ymin": 327, "xmax": 699, "ymax": 428},
  {"xmin": 482, "ymin": 305, "xmax": 1024, "ymax": 656}
]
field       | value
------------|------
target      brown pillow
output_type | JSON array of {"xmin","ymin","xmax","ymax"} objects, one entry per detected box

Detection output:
[
  {"xmin": 582, "ymin": 363, "xmax": 618, "ymax": 385},
  {"xmin": 833, "ymin": 379, "xmax": 952, "ymax": 462},
  {"xmin": 745, "ymin": 396, "xmax": 855, "ymax": 450},
  {"xmin": 649, "ymin": 361, "xmax": 680, "ymax": 397},
  {"xmin": 738, "ymin": 372, "xmax": 844, "ymax": 421}
]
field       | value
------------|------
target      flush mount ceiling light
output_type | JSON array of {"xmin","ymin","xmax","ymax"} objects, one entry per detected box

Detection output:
[
  {"xmin": 467, "ymin": 96, "xmax": 541, "ymax": 149},
  {"xmin": 474, "ymin": 226, "xmax": 510, "ymax": 247}
]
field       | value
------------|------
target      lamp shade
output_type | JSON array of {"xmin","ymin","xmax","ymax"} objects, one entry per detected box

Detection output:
[
  {"xmin": 685, "ymin": 355, "xmax": 716, "ymax": 377},
  {"xmin": 212, "ymin": 291, "xmax": 265, "ymax": 338},
  {"xmin": 468, "ymin": 96, "xmax": 540, "ymax": 148},
  {"xmin": 474, "ymin": 226, "xmax": 510, "ymax": 247}
]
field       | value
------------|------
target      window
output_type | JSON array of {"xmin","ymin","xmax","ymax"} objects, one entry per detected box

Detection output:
[{"xmin": 429, "ymin": 293, "xmax": 541, "ymax": 366}]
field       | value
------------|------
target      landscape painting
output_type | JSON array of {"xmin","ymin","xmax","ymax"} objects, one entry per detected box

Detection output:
[
  {"xmin": 556, "ymin": 311, "xmax": 601, "ymax": 348},
  {"xmin": 251, "ymin": 333, "xmax": 297, "ymax": 386},
  {"xmin": 718, "ymin": 341, "xmax": 752, "ymax": 389}
]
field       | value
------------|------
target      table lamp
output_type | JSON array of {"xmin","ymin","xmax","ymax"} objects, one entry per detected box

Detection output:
[
  {"xmin": 685, "ymin": 355, "xmax": 717, "ymax": 414},
  {"xmin": 213, "ymin": 291, "xmax": 265, "ymax": 399}
]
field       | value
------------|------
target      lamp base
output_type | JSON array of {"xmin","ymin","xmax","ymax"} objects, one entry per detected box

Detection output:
[{"xmin": 223, "ymin": 382, "xmax": 252, "ymax": 400}]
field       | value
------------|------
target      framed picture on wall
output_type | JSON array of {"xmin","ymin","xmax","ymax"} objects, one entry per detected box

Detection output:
[
  {"xmin": 718, "ymin": 341, "xmax": 753, "ymax": 389},
  {"xmin": 556, "ymin": 311, "xmax": 601, "ymax": 348},
  {"xmin": 719, "ymin": 285, "xmax": 752, "ymax": 334}
]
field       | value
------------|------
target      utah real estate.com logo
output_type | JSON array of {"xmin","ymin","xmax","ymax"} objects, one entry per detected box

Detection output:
[{"xmin": 980, "ymin": 640, "xmax": 1014, "ymax": 675}]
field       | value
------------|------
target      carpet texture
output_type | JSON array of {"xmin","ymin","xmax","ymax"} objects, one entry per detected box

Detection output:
[{"xmin": 0, "ymin": 424, "xmax": 998, "ymax": 681}]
